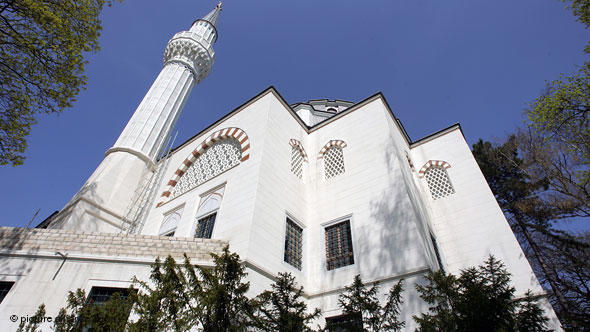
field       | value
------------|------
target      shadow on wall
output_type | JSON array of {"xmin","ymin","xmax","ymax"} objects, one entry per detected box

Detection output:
[
  {"xmin": 355, "ymin": 133, "xmax": 430, "ymax": 323},
  {"xmin": 0, "ymin": 227, "xmax": 38, "ymax": 277}
]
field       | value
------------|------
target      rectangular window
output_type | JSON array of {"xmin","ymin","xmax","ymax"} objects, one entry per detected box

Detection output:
[
  {"xmin": 325, "ymin": 220, "xmax": 354, "ymax": 270},
  {"xmin": 325, "ymin": 312, "xmax": 362, "ymax": 332},
  {"xmin": 284, "ymin": 218, "xmax": 303, "ymax": 270},
  {"xmin": 86, "ymin": 287, "xmax": 131, "ymax": 306},
  {"xmin": 195, "ymin": 212, "xmax": 216, "ymax": 239},
  {"xmin": 0, "ymin": 281, "xmax": 15, "ymax": 303}
]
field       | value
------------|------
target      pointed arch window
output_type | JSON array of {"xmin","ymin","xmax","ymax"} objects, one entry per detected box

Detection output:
[
  {"xmin": 424, "ymin": 166, "xmax": 455, "ymax": 200},
  {"xmin": 171, "ymin": 139, "xmax": 241, "ymax": 198},
  {"xmin": 324, "ymin": 146, "xmax": 345, "ymax": 180},
  {"xmin": 159, "ymin": 207, "xmax": 183, "ymax": 237},
  {"xmin": 192, "ymin": 186, "xmax": 224, "ymax": 239}
]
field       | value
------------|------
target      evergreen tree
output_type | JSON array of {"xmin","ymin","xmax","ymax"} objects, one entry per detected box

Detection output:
[
  {"xmin": 52, "ymin": 288, "xmax": 135, "ymax": 332},
  {"xmin": 414, "ymin": 256, "xmax": 552, "ymax": 332},
  {"xmin": 250, "ymin": 272, "xmax": 321, "ymax": 332},
  {"xmin": 16, "ymin": 304, "xmax": 45, "ymax": 332},
  {"xmin": 128, "ymin": 256, "xmax": 191, "ymax": 332},
  {"xmin": 181, "ymin": 246, "xmax": 252, "ymax": 332},
  {"xmin": 336, "ymin": 275, "xmax": 405, "ymax": 332}
]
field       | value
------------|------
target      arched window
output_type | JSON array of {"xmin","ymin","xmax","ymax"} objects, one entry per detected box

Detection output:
[
  {"xmin": 159, "ymin": 207, "xmax": 183, "ymax": 236},
  {"xmin": 324, "ymin": 146, "xmax": 345, "ymax": 180},
  {"xmin": 171, "ymin": 138, "xmax": 241, "ymax": 198},
  {"xmin": 192, "ymin": 186, "xmax": 224, "ymax": 239},
  {"xmin": 291, "ymin": 145, "xmax": 304, "ymax": 179},
  {"xmin": 424, "ymin": 166, "xmax": 455, "ymax": 200}
]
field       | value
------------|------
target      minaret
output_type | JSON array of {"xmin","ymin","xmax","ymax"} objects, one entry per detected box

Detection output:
[{"xmin": 52, "ymin": 3, "xmax": 223, "ymax": 233}]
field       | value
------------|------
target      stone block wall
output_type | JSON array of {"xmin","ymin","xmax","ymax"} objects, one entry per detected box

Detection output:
[{"xmin": 0, "ymin": 227, "xmax": 226, "ymax": 261}]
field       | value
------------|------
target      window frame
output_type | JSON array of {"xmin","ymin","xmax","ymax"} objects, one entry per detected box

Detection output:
[
  {"xmin": 159, "ymin": 204, "xmax": 184, "ymax": 237},
  {"xmin": 193, "ymin": 210, "xmax": 217, "ymax": 239},
  {"xmin": 0, "ymin": 281, "xmax": 15, "ymax": 303},
  {"xmin": 322, "ymin": 215, "xmax": 356, "ymax": 272},
  {"xmin": 325, "ymin": 312, "xmax": 363, "ymax": 331},
  {"xmin": 283, "ymin": 215, "xmax": 305, "ymax": 271}
]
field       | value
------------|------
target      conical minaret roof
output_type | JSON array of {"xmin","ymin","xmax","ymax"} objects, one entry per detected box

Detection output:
[{"xmin": 202, "ymin": 2, "xmax": 222, "ymax": 27}]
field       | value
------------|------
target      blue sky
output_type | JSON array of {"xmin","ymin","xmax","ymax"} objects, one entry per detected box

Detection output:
[{"xmin": 1, "ymin": 0, "xmax": 588, "ymax": 227}]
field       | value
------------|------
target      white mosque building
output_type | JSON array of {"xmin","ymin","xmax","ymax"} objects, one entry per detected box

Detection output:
[{"xmin": 0, "ymin": 3, "xmax": 562, "ymax": 331}]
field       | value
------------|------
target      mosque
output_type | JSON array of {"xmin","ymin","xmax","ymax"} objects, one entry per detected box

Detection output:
[{"xmin": 0, "ymin": 3, "xmax": 561, "ymax": 330}]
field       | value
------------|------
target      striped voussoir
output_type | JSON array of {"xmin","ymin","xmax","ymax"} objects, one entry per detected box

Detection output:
[
  {"xmin": 156, "ymin": 127, "xmax": 250, "ymax": 207},
  {"xmin": 317, "ymin": 140, "xmax": 347, "ymax": 159},
  {"xmin": 289, "ymin": 139, "xmax": 308, "ymax": 162},
  {"xmin": 417, "ymin": 160, "xmax": 451, "ymax": 178}
]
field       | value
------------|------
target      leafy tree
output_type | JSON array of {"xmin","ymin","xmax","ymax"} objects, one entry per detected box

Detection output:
[
  {"xmin": 129, "ymin": 256, "xmax": 191, "ymax": 332},
  {"xmin": 414, "ymin": 256, "xmax": 551, "ymax": 332},
  {"xmin": 0, "ymin": 0, "xmax": 120, "ymax": 166},
  {"xmin": 180, "ymin": 246, "xmax": 252, "ymax": 332},
  {"xmin": 560, "ymin": 0, "xmax": 590, "ymax": 52},
  {"xmin": 523, "ymin": 62, "xmax": 590, "ymax": 219},
  {"xmin": 250, "ymin": 272, "xmax": 321, "ymax": 332},
  {"xmin": 336, "ymin": 275, "xmax": 405, "ymax": 332}
]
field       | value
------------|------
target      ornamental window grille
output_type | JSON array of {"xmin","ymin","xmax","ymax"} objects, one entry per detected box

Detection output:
[
  {"xmin": 171, "ymin": 139, "xmax": 241, "ymax": 198},
  {"xmin": 195, "ymin": 212, "xmax": 216, "ymax": 239},
  {"xmin": 0, "ymin": 281, "xmax": 14, "ymax": 303},
  {"xmin": 424, "ymin": 166, "xmax": 455, "ymax": 200},
  {"xmin": 86, "ymin": 287, "xmax": 132, "ymax": 306},
  {"xmin": 325, "ymin": 312, "xmax": 363, "ymax": 332},
  {"xmin": 325, "ymin": 220, "xmax": 354, "ymax": 270},
  {"xmin": 284, "ymin": 218, "xmax": 303, "ymax": 270},
  {"xmin": 324, "ymin": 146, "xmax": 345, "ymax": 180},
  {"xmin": 291, "ymin": 145, "xmax": 304, "ymax": 179}
]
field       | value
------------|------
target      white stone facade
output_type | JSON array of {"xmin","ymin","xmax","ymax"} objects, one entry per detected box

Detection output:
[
  {"xmin": 0, "ymin": 4, "xmax": 562, "ymax": 331},
  {"xmin": 0, "ymin": 87, "xmax": 562, "ymax": 330}
]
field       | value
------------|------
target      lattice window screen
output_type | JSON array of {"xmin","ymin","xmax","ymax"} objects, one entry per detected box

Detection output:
[
  {"xmin": 324, "ymin": 147, "xmax": 345, "ymax": 180},
  {"xmin": 325, "ymin": 220, "xmax": 354, "ymax": 270},
  {"xmin": 284, "ymin": 218, "xmax": 303, "ymax": 270},
  {"xmin": 424, "ymin": 166, "xmax": 455, "ymax": 200},
  {"xmin": 171, "ymin": 139, "xmax": 241, "ymax": 198},
  {"xmin": 195, "ymin": 213, "xmax": 216, "ymax": 239},
  {"xmin": 290, "ymin": 146, "xmax": 304, "ymax": 179}
]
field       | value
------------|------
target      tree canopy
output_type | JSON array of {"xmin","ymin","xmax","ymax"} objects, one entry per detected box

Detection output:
[
  {"xmin": 0, "ymin": 0, "xmax": 118, "ymax": 166},
  {"xmin": 414, "ymin": 256, "xmax": 551, "ymax": 332}
]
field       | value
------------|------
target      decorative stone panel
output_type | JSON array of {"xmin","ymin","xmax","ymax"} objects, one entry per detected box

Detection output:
[
  {"xmin": 157, "ymin": 127, "xmax": 250, "ymax": 207},
  {"xmin": 317, "ymin": 140, "xmax": 347, "ymax": 159},
  {"xmin": 417, "ymin": 160, "xmax": 451, "ymax": 178}
]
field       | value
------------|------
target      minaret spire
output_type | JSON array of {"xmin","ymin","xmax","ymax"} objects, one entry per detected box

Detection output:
[
  {"xmin": 111, "ymin": 2, "xmax": 222, "ymax": 161},
  {"xmin": 53, "ymin": 4, "xmax": 223, "ymax": 233},
  {"xmin": 201, "ymin": 2, "xmax": 222, "ymax": 27}
]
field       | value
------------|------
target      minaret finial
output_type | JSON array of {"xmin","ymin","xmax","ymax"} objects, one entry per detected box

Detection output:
[{"xmin": 217, "ymin": 1, "xmax": 222, "ymax": 9}]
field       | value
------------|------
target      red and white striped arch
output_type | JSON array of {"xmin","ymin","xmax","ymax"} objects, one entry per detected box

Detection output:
[
  {"xmin": 317, "ymin": 140, "xmax": 347, "ymax": 159},
  {"xmin": 289, "ymin": 139, "xmax": 308, "ymax": 162},
  {"xmin": 418, "ymin": 160, "xmax": 451, "ymax": 178},
  {"xmin": 156, "ymin": 127, "xmax": 250, "ymax": 207}
]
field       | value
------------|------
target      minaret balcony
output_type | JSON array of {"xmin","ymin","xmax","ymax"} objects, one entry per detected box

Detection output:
[{"xmin": 164, "ymin": 30, "xmax": 215, "ymax": 83}]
